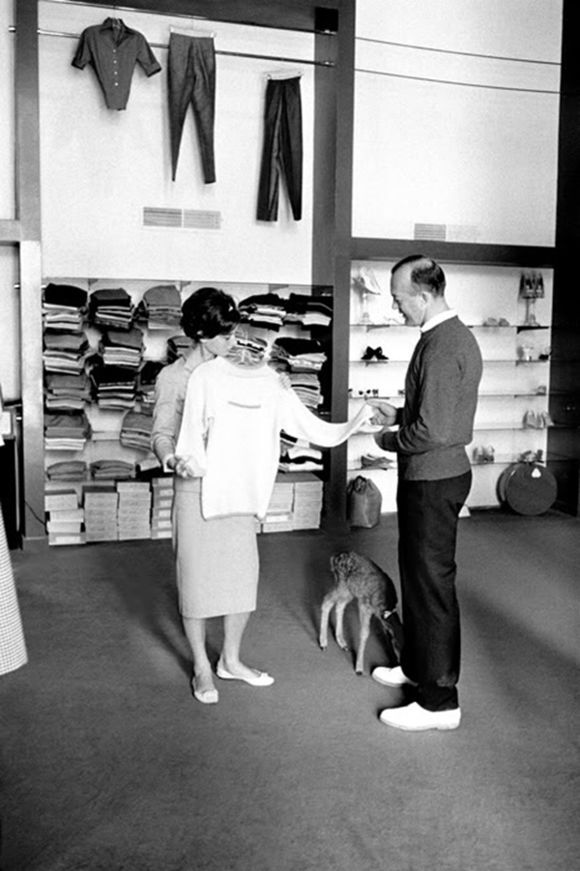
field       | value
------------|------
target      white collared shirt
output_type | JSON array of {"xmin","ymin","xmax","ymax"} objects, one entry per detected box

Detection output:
[{"xmin": 421, "ymin": 309, "xmax": 457, "ymax": 333}]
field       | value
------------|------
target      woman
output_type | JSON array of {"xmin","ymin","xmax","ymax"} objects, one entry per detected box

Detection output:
[{"xmin": 152, "ymin": 287, "xmax": 250, "ymax": 704}]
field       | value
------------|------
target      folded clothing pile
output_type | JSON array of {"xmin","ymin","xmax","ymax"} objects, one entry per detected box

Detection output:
[
  {"xmin": 120, "ymin": 409, "xmax": 154, "ymax": 451},
  {"xmin": 89, "ymin": 287, "xmax": 133, "ymax": 330},
  {"xmin": 43, "ymin": 283, "xmax": 88, "ymax": 332},
  {"xmin": 88, "ymin": 360, "xmax": 139, "ymax": 409},
  {"xmin": 98, "ymin": 327, "xmax": 144, "ymax": 369},
  {"xmin": 44, "ymin": 411, "xmax": 91, "ymax": 451},
  {"xmin": 44, "ymin": 371, "xmax": 91, "ymax": 412},
  {"xmin": 136, "ymin": 284, "xmax": 182, "ymax": 330}
]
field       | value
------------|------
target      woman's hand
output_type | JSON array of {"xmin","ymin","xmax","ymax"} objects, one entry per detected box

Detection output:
[
  {"xmin": 366, "ymin": 399, "xmax": 398, "ymax": 428},
  {"xmin": 173, "ymin": 456, "xmax": 195, "ymax": 478}
]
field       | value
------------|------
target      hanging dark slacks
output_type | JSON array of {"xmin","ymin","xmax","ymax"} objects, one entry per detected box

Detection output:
[
  {"xmin": 397, "ymin": 471, "xmax": 472, "ymax": 711},
  {"xmin": 168, "ymin": 33, "xmax": 216, "ymax": 183},
  {"xmin": 257, "ymin": 77, "xmax": 303, "ymax": 221}
]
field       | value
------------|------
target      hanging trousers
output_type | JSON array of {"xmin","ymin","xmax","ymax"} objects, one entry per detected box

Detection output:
[
  {"xmin": 396, "ymin": 471, "xmax": 472, "ymax": 712},
  {"xmin": 168, "ymin": 33, "xmax": 216, "ymax": 183},
  {"xmin": 257, "ymin": 77, "xmax": 302, "ymax": 221}
]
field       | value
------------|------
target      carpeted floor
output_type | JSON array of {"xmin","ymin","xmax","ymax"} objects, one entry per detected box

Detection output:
[{"xmin": 1, "ymin": 510, "xmax": 579, "ymax": 871}]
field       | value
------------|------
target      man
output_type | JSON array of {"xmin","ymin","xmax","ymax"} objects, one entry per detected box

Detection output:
[{"xmin": 370, "ymin": 255, "xmax": 482, "ymax": 731}]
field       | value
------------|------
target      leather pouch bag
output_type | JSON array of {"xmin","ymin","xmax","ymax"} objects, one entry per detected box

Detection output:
[{"xmin": 347, "ymin": 475, "xmax": 382, "ymax": 528}]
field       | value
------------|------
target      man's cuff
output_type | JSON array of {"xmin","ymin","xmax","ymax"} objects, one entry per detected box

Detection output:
[{"xmin": 376, "ymin": 431, "xmax": 398, "ymax": 452}]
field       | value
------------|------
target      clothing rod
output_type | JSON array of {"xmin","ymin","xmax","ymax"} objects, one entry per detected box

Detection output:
[
  {"xmin": 38, "ymin": 0, "xmax": 330, "ymax": 36},
  {"xmin": 8, "ymin": 26, "xmax": 334, "ymax": 68},
  {"xmin": 355, "ymin": 67, "xmax": 559, "ymax": 96},
  {"xmin": 356, "ymin": 35, "xmax": 560, "ymax": 67}
]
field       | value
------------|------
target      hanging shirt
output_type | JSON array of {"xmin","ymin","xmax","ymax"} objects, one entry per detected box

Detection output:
[
  {"xmin": 72, "ymin": 18, "xmax": 161, "ymax": 110},
  {"xmin": 175, "ymin": 356, "xmax": 372, "ymax": 520}
]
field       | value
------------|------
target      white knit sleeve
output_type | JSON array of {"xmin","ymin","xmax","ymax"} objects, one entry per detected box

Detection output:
[
  {"xmin": 175, "ymin": 366, "xmax": 210, "ymax": 476},
  {"xmin": 279, "ymin": 388, "xmax": 372, "ymax": 447}
]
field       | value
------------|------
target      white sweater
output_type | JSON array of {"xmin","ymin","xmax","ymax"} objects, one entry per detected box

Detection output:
[{"xmin": 175, "ymin": 356, "xmax": 371, "ymax": 519}]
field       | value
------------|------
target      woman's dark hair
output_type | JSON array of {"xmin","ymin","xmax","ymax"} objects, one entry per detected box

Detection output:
[{"xmin": 180, "ymin": 287, "xmax": 241, "ymax": 340}]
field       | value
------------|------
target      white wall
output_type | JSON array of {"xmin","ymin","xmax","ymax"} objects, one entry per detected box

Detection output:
[
  {"xmin": 353, "ymin": 0, "xmax": 563, "ymax": 245},
  {"xmin": 38, "ymin": 2, "xmax": 315, "ymax": 283}
]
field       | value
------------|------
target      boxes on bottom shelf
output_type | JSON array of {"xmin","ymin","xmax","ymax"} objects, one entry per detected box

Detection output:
[
  {"xmin": 45, "ymin": 488, "xmax": 79, "ymax": 512},
  {"xmin": 49, "ymin": 532, "xmax": 87, "ymax": 546},
  {"xmin": 260, "ymin": 472, "xmax": 324, "ymax": 532}
]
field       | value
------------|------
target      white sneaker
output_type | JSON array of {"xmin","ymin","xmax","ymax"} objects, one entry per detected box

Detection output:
[
  {"xmin": 372, "ymin": 665, "xmax": 417, "ymax": 688},
  {"xmin": 379, "ymin": 702, "xmax": 461, "ymax": 731}
]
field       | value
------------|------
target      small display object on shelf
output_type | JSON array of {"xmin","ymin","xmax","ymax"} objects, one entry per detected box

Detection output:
[
  {"xmin": 519, "ymin": 270, "xmax": 545, "ymax": 327},
  {"xmin": 352, "ymin": 266, "xmax": 383, "ymax": 325}
]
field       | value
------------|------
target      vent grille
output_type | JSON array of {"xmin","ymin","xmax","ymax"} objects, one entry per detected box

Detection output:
[
  {"xmin": 414, "ymin": 222, "xmax": 447, "ymax": 242},
  {"xmin": 143, "ymin": 207, "xmax": 222, "ymax": 230},
  {"xmin": 183, "ymin": 209, "xmax": 222, "ymax": 230}
]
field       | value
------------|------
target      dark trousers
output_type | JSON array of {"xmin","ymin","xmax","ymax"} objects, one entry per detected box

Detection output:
[
  {"xmin": 257, "ymin": 77, "xmax": 302, "ymax": 221},
  {"xmin": 397, "ymin": 471, "xmax": 472, "ymax": 711},
  {"xmin": 168, "ymin": 33, "xmax": 216, "ymax": 183}
]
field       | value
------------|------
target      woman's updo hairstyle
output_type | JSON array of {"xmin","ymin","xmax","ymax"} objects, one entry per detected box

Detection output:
[{"xmin": 180, "ymin": 286, "xmax": 241, "ymax": 341}]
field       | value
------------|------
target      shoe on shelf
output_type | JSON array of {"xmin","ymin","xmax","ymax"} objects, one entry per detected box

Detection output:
[
  {"xmin": 361, "ymin": 346, "xmax": 375, "ymax": 361},
  {"xmin": 374, "ymin": 347, "xmax": 389, "ymax": 361},
  {"xmin": 379, "ymin": 702, "xmax": 461, "ymax": 731},
  {"xmin": 371, "ymin": 665, "xmax": 417, "ymax": 687}
]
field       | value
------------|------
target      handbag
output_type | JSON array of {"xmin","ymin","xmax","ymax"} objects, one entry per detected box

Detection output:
[{"xmin": 347, "ymin": 475, "xmax": 382, "ymax": 528}]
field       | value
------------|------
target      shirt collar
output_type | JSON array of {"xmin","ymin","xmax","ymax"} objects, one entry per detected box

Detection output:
[{"xmin": 420, "ymin": 309, "xmax": 457, "ymax": 333}]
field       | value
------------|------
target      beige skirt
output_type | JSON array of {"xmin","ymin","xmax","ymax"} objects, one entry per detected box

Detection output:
[{"xmin": 173, "ymin": 477, "xmax": 259, "ymax": 619}]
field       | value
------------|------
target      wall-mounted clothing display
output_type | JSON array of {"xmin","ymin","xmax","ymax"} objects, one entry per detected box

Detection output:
[
  {"xmin": 72, "ymin": 18, "xmax": 161, "ymax": 111},
  {"xmin": 168, "ymin": 33, "xmax": 216, "ymax": 183},
  {"xmin": 257, "ymin": 76, "xmax": 303, "ymax": 221}
]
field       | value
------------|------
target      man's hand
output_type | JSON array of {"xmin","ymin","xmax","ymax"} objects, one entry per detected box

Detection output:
[{"xmin": 367, "ymin": 399, "xmax": 398, "ymax": 428}]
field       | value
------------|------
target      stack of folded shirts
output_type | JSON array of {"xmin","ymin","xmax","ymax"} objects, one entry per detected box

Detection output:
[
  {"xmin": 120, "ymin": 409, "xmax": 153, "ymax": 451},
  {"xmin": 42, "ymin": 283, "xmax": 88, "ymax": 332},
  {"xmin": 88, "ymin": 360, "xmax": 139, "ymax": 409},
  {"xmin": 46, "ymin": 460, "xmax": 88, "ymax": 481},
  {"xmin": 43, "ymin": 330, "xmax": 89, "ymax": 375},
  {"xmin": 44, "ymin": 372, "xmax": 91, "ymax": 411},
  {"xmin": 167, "ymin": 334, "xmax": 191, "ymax": 363},
  {"xmin": 89, "ymin": 288, "xmax": 133, "ymax": 330},
  {"xmin": 90, "ymin": 459, "xmax": 136, "ymax": 480},
  {"xmin": 260, "ymin": 477, "xmax": 294, "ymax": 533},
  {"xmin": 117, "ymin": 481, "xmax": 152, "ymax": 540},
  {"xmin": 150, "ymin": 476, "xmax": 174, "ymax": 539},
  {"xmin": 83, "ymin": 484, "xmax": 118, "ymax": 542},
  {"xmin": 271, "ymin": 337, "xmax": 327, "ymax": 374},
  {"xmin": 239, "ymin": 293, "xmax": 286, "ymax": 332},
  {"xmin": 292, "ymin": 473, "xmax": 324, "ymax": 529},
  {"xmin": 227, "ymin": 328, "xmax": 269, "ymax": 366},
  {"xmin": 287, "ymin": 371, "xmax": 322, "ymax": 408},
  {"xmin": 284, "ymin": 293, "xmax": 333, "ymax": 329},
  {"xmin": 99, "ymin": 327, "xmax": 144, "ymax": 369},
  {"xmin": 44, "ymin": 411, "xmax": 91, "ymax": 451},
  {"xmin": 279, "ymin": 441, "xmax": 324, "ymax": 474},
  {"xmin": 136, "ymin": 284, "xmax": 182, "ymax": 330},
  {"xmin": 138, "ymin": 361, "xmax": 164, "ymax": 408}
]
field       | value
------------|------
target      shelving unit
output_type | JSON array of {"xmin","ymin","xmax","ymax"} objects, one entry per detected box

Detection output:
[
  {"xmin": 345, "ymin": 256, "xmax": 570, "ymax": 512},
  {"xmin": 42, "ymin": 277, "xmax": 334, "ymax": 543}
]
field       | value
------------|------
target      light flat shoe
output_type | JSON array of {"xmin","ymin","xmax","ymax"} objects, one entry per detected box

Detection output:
[
  {"xmin": 379, "ymin": 702, "xmax": 461, "ymax": 731},
  {"xmin": 192, "ymin": 677, "xmax": 219, "ymax": 705},
  {"xmin": 372, "ymin": 665, "xmax": 417, "ymax": 687},
  {"xmin": 216, "ymin": 664, "xmax": 274, "ymax": 687}
]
